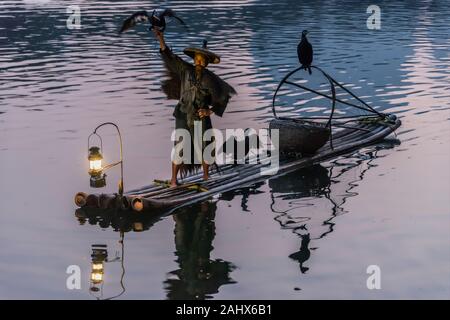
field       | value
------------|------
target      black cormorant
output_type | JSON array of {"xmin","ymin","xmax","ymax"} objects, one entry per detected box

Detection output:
[{"xmin": 297, "ymin": 30, "xmax": 313, "ymax": 75}]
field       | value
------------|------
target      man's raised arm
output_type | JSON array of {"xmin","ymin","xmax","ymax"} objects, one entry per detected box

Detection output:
[{"xmin": 153, "ymin": 29, "xmax": 188, "ymax": 76}]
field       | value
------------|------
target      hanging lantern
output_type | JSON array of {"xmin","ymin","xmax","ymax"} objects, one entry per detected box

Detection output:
[
  {"xmin": 88, "ymin": 146, "xmax": 103, "ymax": 172},
  {"xmin": 88, "ymin": 142, "xmax": 106, "ymax": 188},
  {"xmin": 86, "ymin": 123, "xmax": 124, "ymax": 195}
]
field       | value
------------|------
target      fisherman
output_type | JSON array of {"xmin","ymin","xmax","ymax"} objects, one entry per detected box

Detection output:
[{"xmin": 153, "ymin": 29, "xmax": 236, "ymax": 187}]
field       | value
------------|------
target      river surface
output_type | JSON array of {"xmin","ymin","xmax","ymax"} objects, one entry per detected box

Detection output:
[{"xmin": 0, "ymin": 0, "xmax": 449, "ymax": 299}]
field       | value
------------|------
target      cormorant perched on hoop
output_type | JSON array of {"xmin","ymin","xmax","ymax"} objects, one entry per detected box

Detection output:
[
  {"xmin": 297, "ymin": 30, "xmax": 313, "ymax": 75},
  {"xmin": 119, "ymin": 9, "xmax": 187, "ymax": 34}
]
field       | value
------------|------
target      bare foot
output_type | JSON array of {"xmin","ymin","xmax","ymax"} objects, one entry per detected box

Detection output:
[{"xmin": 170, "ymin": 180, "xmax": 178, "ymax": 188}]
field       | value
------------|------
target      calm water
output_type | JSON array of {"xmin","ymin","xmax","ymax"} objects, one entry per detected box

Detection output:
[{"xmin": 1, "ymin": 0, "xmax": 449, "ymax": 299}]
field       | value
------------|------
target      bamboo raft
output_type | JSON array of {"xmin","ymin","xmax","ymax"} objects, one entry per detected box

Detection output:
[
  {"xmin": 74, "ymin": 117, "xmax": 401, "ymax": 214},
  {"xmin": 75, "ymin": 66, "xmax": 402, "ymax": 215}
]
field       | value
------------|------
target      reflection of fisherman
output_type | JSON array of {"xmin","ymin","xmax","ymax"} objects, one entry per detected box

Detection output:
[
  {"xmin": 153, "ymin": 29, "xmax": 236, "ymax": 187},
  {"xmin": 164, "ymin": 202, "xmax": 235, "ymax": 300}
]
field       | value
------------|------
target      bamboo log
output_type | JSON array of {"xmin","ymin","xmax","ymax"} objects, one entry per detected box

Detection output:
[
  {"xmin": 126, "ymin": 164, "xmax": 235, "ymax": 195},
  {"xmin": 99, "ymin": 194, "xmax": 118, "ymax": 209},
  {"xmin": 131, "ymin": 197, "xmax": 150, "ymax": 212},
  {"xmin": 132, "ymin": 197, "xmax": 165, "ymax": 211},
  {"xmin": 139, "ymin": 172, "xmax": 241, "ymax": 199},
  {"xmin": 75, "ymin": 208, "xmax": 87, "ymax": 219},
  {"xmin": 144, "ymin": 162, "xmax": 274, "ymax": 201},
  {"xmin": 121, "ymin": 195, "xmax": 134, "ymax": 210},
  {"xmin": 133, "ymin": 222, "xmax": 144, "ymax": 232},
  {"xmin": 85, "ymin": 194, "xmax": 100, "ymax": 208},
  {"xmin": 320, "ymin": 124, "xmax": 386, "ymax": 153},
  {"xmin": 74, "ymin": 192, "xmax": 88, "ymax": 207}
]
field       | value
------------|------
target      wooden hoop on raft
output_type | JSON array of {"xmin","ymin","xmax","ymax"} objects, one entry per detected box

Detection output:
[
  {"xmin": 272, "ymin": 65, "xmax": 385, "ymax": 125},
  {"xmin": 272, "ymin": 66, "xmax": 337, "ymax": 128}
]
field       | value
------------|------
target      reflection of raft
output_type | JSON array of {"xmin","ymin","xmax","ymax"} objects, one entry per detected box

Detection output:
[{"xmin": 75, "ymin": 115, "xmax": 400, "ymax": 214}]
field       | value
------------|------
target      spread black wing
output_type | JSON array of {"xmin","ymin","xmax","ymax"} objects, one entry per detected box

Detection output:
[
  {"xmin": 119, "ymin": 11, "xmax": 150, "ymax": 34},
  {"xmin": 161, "ymin": 70, "xmax": 182, "ymax": 100},
  {"xmin": 160, "ymin": 9, "xmax": 187, "ymax": 28}
]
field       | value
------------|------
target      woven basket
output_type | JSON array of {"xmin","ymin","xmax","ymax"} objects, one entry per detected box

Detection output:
[{"xmin": 270, "ymin": 118, "xmax": 330, "ymax": 155}]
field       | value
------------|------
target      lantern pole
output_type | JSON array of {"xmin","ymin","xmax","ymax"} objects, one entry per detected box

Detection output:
[{"xmin": 92, "ymin": 122, "xmax": 124, "ymax": 197}]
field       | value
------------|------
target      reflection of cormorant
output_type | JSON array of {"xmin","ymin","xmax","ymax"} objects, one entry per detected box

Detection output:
[
  {"xmin": 269, "ymin": 165, "xmax": 328, "ymax": 274},
  {"xmin": 269, "ymin": 141, "xmax": 400, "ymax": 274},
  {"xmin": 297, "ymin": 30, "xmax": 313, "ymax": 75},
  {"xmin": 164, "ymin": 201, "xmax": 236, "ymax": 300},
  {"xmin": 288, "ymin": 234, "xmax": 311, "ymax": 273}
]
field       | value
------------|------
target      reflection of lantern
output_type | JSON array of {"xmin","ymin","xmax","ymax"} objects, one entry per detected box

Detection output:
[
  {"xmin": 90, "ymin": 263, "xmax": 104, "ymax": 284},
  {"xmin": 90, "ymin": 245, "xmax": 108, "ymax": 288},
  {"xmin": 88, "ymin": 234, "xmax": 126, "ymax": 300}
]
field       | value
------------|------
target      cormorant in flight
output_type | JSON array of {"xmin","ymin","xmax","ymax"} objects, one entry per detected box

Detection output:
[{"xmin": 119, "ymin": 9, "xmax": 187, "ymax": 34}]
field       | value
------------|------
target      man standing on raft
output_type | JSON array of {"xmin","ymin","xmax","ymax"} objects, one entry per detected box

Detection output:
[{"xmin": 153, "ymin": 29, "xmax": 236, "ymax": 187}]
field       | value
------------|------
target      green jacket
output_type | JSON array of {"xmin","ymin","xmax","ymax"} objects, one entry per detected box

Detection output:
[{"xmin": 160, "ymin": 46, "xmax": 236, "ymax": 128}]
